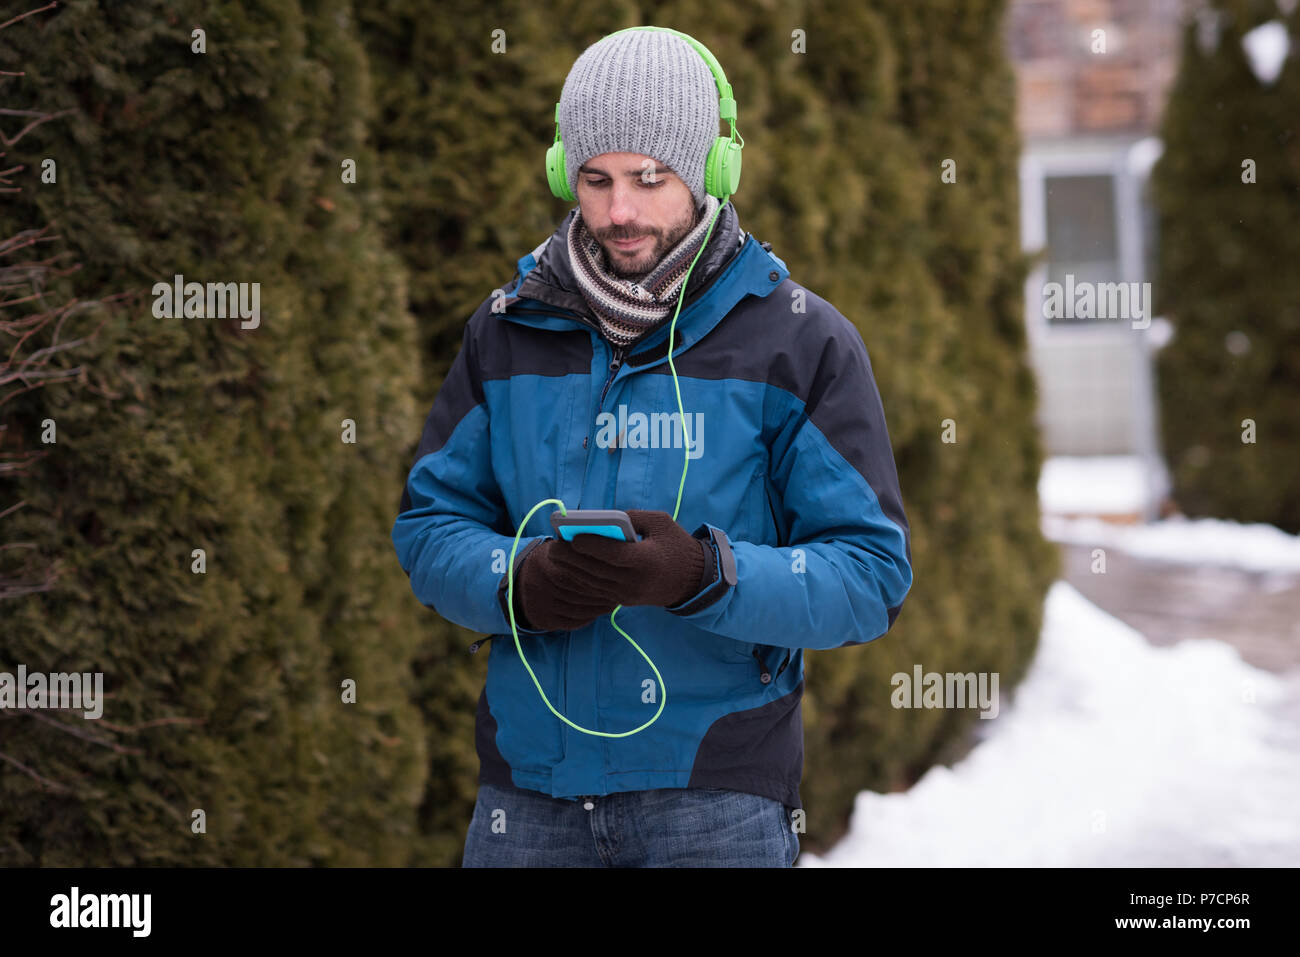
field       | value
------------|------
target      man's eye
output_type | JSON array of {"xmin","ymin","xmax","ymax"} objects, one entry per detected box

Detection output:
[{"xmin": 584, "ymin": 179, "xmax": 663, "ymax": 188}]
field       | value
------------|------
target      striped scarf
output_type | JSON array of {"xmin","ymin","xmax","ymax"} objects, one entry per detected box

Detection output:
[{"xmin": 569, "ymin": 193, "xmax": 721, "ymax": 348}]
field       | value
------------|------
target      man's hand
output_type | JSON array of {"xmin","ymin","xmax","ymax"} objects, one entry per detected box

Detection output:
[
  {"xmin": 549, "ymin": 509, "xmax": 712, "ymax": 608},
  {"xmin": 511, "ymin": 538, "xmax": 624, "ymax": 632}
]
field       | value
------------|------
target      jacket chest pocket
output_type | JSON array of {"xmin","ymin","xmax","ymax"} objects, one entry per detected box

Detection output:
[{"xmin": 762, "ymin": 471, "xmax": 786, "ymax": 547}]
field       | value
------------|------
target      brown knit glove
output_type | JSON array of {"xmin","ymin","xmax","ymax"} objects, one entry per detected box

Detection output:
[
  {"xmin": 509, "ymin": 538, "xmax": 623, "ymax": 632},
  {"xmin": 548, "ymin": 509, "xmax": 714, "ymax": 608}
]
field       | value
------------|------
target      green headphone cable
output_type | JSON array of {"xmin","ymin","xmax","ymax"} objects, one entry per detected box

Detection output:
[{"xmin": 504, "ymin": 197, "xmax": 726, "ymax": 737}]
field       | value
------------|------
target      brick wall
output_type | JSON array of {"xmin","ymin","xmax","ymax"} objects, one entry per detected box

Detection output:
[{"xmin": 1007, "ymin": 0, "xmax": 1188, "ymax": 136}]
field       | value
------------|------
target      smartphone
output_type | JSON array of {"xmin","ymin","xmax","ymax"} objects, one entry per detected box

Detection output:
[{"xmin": 550, "ymin": 508, "xmax": 639, "ymax": 543}]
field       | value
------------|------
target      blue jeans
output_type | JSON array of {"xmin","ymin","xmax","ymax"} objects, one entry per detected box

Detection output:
[{"xmin": 462, "ymin": 781, "xmax": 799, "ymax": 867}]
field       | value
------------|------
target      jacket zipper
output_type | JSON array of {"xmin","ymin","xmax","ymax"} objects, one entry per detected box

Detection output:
[
  {"xmin": 575, "ymin": 341, "xmax": 626, "ymax": 508},
  {"xmin": 584, "ymin": 343, "xmax": 625, "ymax": 717},
  {"xmin": 599, "ymin": 345, "xmax": 626, "ymax": 410}
]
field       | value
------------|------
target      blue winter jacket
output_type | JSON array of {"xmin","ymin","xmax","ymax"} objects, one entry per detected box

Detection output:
[{"xmin": 391, "ymin": 201, "xmax": 912, "ymax": 812}]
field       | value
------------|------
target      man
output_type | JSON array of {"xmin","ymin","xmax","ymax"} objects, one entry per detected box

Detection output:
[{"xmin": 391, "ymin": 27, "xmax": 913, "ymax": 867}]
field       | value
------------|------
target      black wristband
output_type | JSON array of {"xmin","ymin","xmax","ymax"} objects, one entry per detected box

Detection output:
[{"xmin": 669, "ymin": 525, "xmax": 736, "ymax": 616}]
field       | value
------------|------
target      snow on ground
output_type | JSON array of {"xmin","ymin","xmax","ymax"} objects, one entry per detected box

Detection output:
[
  {"xmin": 799, "ymin": 456, "xmax": 1300, "ymax": 866},
  {"xmin": 1042, "ymin": 513, "xmax": 1300, "ymax": 575},
  {"xmin": 797, "ymin": 581, "xmax": 1300, "ymax": 867},
  {"xmin": 1038, "ymin": 455, "xmax": 1152, "ymax": 516},
  {"xmin": 1040, "ymin": 453, "xmax": 1300, "ymax": 574}
]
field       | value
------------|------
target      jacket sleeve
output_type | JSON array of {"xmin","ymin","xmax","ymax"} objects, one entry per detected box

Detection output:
[
  {"xmin": 665, "ymin": 308, "xmax": 913, "ymax": 651},
  {"xmin": 391, "ymin": 320, "xmax": 550, "ymax": 637}
]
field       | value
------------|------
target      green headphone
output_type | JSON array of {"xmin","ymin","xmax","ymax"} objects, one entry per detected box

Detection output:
[{"xmin": 545, "ymin": 26, "xmax": 745, "ymax": 203}]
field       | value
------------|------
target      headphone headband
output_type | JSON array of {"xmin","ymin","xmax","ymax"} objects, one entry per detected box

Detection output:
[{"xmin": 546, "ymin": 26, "xmax": 744, "ymax": 203}]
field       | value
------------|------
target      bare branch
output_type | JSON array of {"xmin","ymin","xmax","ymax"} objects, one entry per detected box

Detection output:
[
  {"xmin": 0, "ymin": 749, "xmax": 73, "ymax": 793},
  {"xmin": 0, "ymin": 576, "xmax": 57, "ymax": 600},
  {"xmin": 0, "ymin": 3, "xmax": 58, "ymax": 35},
  {"xmin": 20, "ymin": 710, "xmax": 145, "ymax": 756},
  {"xmin": 95, "ymin": 716, "xmax": 207, "ymax": 733},
  {"xmin": 0, "ymin": 108, "xmax": 75, "ymax": 149}
]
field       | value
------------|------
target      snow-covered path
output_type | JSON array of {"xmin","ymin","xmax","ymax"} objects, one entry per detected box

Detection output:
[{"xmin": 799, "ymin": 573, "xmax": 1300, "ymax": 867}]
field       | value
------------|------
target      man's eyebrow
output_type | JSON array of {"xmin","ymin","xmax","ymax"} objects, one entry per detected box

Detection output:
[{"xmin": 578, "ymin": 163, "xmax": 672, "ymax": 179}]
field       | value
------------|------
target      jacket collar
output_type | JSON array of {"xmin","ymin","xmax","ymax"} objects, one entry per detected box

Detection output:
[{"xmin": 500, "ymin": 200, "xmax": 789, "ymax": 366}]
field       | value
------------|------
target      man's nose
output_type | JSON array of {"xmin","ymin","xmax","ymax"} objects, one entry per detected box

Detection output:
[{"xmin": 607, "ymin": 183, "xmax": 640, "ymax": 227}]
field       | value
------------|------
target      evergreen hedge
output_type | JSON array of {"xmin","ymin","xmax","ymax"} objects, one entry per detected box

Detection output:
[
  {"xmin": 1151, "ymin": 0, "xmax": 1300, "ymax": 533},
  {"xmin": 1, "ymin": 0, "xmax": 1057, "ymax": 865},
  {"xmin": 1, "ymin": 0, "xmax": 428, "ymax": 865}
]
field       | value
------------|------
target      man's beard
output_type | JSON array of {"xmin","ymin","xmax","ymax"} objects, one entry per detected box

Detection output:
[{"xmin": 600, "ymin": 204, "xmax": 699, "ymax": 281}]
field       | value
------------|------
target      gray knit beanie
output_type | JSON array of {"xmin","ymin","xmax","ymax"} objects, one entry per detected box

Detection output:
[{"xmin": 559, "ymin": 29, "xmax": 720, "ymax": 209}]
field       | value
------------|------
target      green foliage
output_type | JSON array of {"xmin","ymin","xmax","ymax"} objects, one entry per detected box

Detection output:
[
  {"xmin": 1, "ymin": 0, "xmax": 427, "ymax": 865},
  {"xmin": 358, "ymin": 0, "xmax": 1056, "ymax": 857},
  {"xmin": 793, "ymin": 0, "xmax": 1057, "ymax": 839},
  {"xmin": 1, "ymin": 0, "xmax": 1056, "ymax": 865},
  {"xmin": 1151, "ymin": 0, "xmax": 1300, "ymax": 533}
]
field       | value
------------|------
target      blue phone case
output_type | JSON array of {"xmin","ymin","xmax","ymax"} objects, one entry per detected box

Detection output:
[{"xmin": 550, "ymin": 509, "xmax": 639, "ymax": 542}]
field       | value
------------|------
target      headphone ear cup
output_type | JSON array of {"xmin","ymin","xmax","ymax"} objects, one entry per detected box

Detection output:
[
  {"xmin": 704, "ymin": 136, "xmax": 742, "ymax": 199},
  {"xmin": 546, "ymin": 140, "xmax": 575, "ymax": 202}
]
